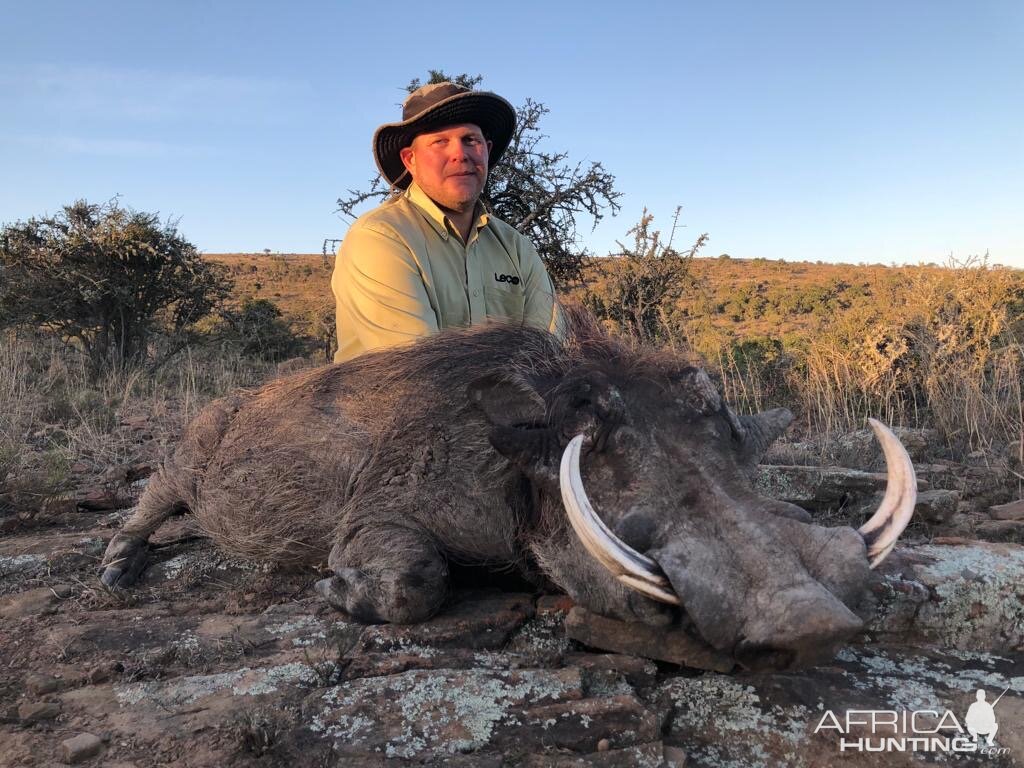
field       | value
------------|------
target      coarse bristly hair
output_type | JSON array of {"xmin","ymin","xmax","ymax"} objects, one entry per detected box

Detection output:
[{"xmin": 135, "ymin": 305, "xmax": 698, "ymax": 568}]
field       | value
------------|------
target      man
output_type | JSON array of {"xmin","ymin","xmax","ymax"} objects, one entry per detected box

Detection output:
[{"xmin": 332, "ymin": 82, "xmax": 563, "ymax": 363}]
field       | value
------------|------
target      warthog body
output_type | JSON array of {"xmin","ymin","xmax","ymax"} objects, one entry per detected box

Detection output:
[{"xmin": 102, "ymin": 311, "xmax": 913, "ymax": 670}]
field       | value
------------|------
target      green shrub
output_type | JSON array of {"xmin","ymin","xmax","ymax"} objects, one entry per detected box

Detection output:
[
  {"xmin": 0, "ymin": 199, "xmax": 232, "ymax": 372},
  {"xmin": 219, "ymin": 298, "xmax": 310, "ymax": 361}
]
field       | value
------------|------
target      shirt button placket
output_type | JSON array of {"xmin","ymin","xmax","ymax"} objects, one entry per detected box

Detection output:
[{"xmin": 467, "ymin": 241, "xmax": 485, "ymax": 323}]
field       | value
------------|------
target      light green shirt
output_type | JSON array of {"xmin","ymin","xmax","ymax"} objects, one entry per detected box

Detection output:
[{"xmin": 332, "ymin": 182, "xmax": 563, "ymax": 363}]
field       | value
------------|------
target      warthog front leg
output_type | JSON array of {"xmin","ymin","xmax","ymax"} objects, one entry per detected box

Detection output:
[
  {"xmin": 99, "ymin": 468, "xmax": 187, "ymax": 587},
  {"xmin": 316, "ymin": 524, "xmax": 448, "ymax": 624}
]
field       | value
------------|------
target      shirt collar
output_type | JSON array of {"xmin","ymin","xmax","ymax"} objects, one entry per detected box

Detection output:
[{"xmin": 405, "ymin": 182, "xmax": 490, "ymax": 241}]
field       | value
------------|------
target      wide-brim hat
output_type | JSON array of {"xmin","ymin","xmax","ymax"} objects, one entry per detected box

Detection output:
[{"xmin": 373, "ymin": 82, "xmax": 516, "ymax": 189}]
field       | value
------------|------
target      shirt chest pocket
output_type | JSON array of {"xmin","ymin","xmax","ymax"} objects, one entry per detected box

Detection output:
[{"xmin": 484, "ymin": 270, "xmax": 527, "ymax": 322}]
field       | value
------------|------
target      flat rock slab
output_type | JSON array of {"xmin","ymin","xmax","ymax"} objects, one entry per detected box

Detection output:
[
  {"xmin": 991, "ymin": 499, "xmax": 1024, "ymax": 521},
  {"xmin": 659, "ymin": 644, "xmax": 1024, "ymax": 767},
  {"xmin": 303, "ymin": 667, "xmax": 662, "ymax": 760},
  {"xmin": 756, "ymin": 464, "xmax": 891, "ymax": 507},
  {"xmin": 869, "ymin": 541, "xmax": 1024, "ymax": 652},
  {"xmin": 565, "ymin": 607, "xmax": 734, "ymax": 673}
]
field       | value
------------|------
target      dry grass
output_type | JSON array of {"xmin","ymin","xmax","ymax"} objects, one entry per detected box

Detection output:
[
  {"xmin": 0, "ymin": 330, "xmax": 283, "ymax": 520},
  {"xmin": 608, "ymin": 255, "xmax": 1024, "ymax": 463},
  {"xmin": 4, "ymin": 251, "xmax": 1021, "ymax": 521}
]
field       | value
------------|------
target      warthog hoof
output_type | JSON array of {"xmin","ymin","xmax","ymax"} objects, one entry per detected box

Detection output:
[{"xmin": 99, "ymin": 534, "xmax": 150, "ymax": 587}]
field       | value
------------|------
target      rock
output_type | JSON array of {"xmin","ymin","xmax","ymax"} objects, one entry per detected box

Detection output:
[
  {"xmin": 913, "ymin": 489, "xmax": 960, "ymax": 524},
  {"xmin": 662, "ymin": 744, "xmax": 688, "ymax": 767},
  {"xmin": 564, "ymin": 652, "xmax": 658, "ymax": 689},
  {"xmin": 756, "ymin": 465, "xmax": 896, "ymax": 509},
  {"xmin": 521, "ymin": 741, "xmax": 666, "ymax": 767},
  {"xmin": 359, "ymin": 592, "xmax": 534, "ymax": 652},
  {"xmin": 18, "ymin": 701, "xmax": 61, "ymax": 723},
  {"xmin": 565, "ymin": 607, "xmax": 734, "ymax": 673},
  {"xmin": 915, "ymin": 462, "xmax": 1013, "ymax": 511},
  {"xmin": 989, "ymin": 499, "xmax": 1024, "ymax": 520},
  {"xmin": 834, "ymin": 427, "xmax": 940, "ymax": 470},
  {"xmin": 658, "ymin": 644, "xmax": 1024, "ymax": 767},
  {"xmin": 0, "ymin": 584, "xmax": 73, "ymax": 619},
  {"xmin": 975, "ymin": 519, "xmax": 1024, "ymax": 541},
  {"xmin": 60, "ymin": 733, "xmax": 103, "ymax": 764},
  {"xmin": 25, "ymin": 673, "xmax": 63, "ymax": 696},
  {"xmin": 87, "ymin": 663, "xmax": 117, "ymax": 685},
  {"xmin": 304, "ymin": 666, "xmax": 664, "ymax": 759},
  {"xmin": 76, "ymin": 488, "xmax": 134, "ymax": 511},
  {"xmin": 868, "ymin": 541, "xmax": 1024, "ymax": 651},
  {"xmin": 597, "ymin": 738, "xmax": 610, "ymax": 751},
  {"xmin": 101, "ymin": 462, "xmax": 154, "ymax": 485}
]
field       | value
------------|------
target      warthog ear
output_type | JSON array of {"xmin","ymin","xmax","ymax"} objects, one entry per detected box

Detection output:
[
  {"xmin": 469, "ymin": 372, "xmax": 560, "ymax": 490},
  {"xmin": 740, "ymin": 407, "xmax": 794, "ymax": 463},
  {"xmin": 468, "ymin": 372, "xmax": 546, "ymax": 427}
]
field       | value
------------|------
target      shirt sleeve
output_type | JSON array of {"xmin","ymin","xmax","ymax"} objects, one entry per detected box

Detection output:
[
  {"xmin": 518, "ymin": 236, "xmax": 567, "ymax": 339},
  {"xmin": 332, "ymin": 223, "xmax": 439, "ymax": 361}
]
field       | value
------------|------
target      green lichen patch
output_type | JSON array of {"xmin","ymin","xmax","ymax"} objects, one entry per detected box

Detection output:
[
  {"xmin": 114, "ymin": 662, "xmax": 319, "ymax": 708},
  {"xmin": 659, "ymin": 675, "xmax": 811, "ymax": 768},
  {"xmin": 912, "ymin": 543, "xmax": 1024, "ymax": 650},
  {"xmin": 307, "ymin": 667, "xmax": 583, "ymax": 759}
]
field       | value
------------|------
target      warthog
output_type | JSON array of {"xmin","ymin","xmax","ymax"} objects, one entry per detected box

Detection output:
[{"xmin": 101, "ymin": 310, "xmax": 915, "ymax": 670}]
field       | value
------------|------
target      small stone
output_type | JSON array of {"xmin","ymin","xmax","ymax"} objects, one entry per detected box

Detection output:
[
  {"xmin": 989, "ymin": 499, "xmax": 1024, "ymax": 521},
  {"xmin": 914, "ymin": 489, "xmax": 959, "ymax": 524},
  {"xmin": 596, "ymin": 738, "xmax": 610, "ymax": 752},
  {"xmin": 663, "ymin": 744, "xmax": 688, "ymax": 766},
  {"xmin": 77, "ymin": 488, "xmax": 132, "ymax": 511},
  {"xmin": 975, "ymin": 520, "xmax": 1024, "ymax": 540},
  {"xmin": 87, "ymin": 664, "xmax": 115, "ymax": 685},
  {"xmin": 18, "ymin": 701, "xmax": 61, "ymax": 723},
  {"xmin": 25, "ymin": 673, "xmax": 62, "ymax": 695},
  {"xmin": 60, "ymin": 733, "xmax": 103, "ymax": 764}
]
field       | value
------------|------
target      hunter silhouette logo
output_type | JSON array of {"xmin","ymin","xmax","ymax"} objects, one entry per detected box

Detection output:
[
  {"xmin": 814, "ymin": 685, "xmax": 1012, "ymax": 756},
  {"xmin": 966, "ymin": 688, "xmax": 1006, "ymax": 746}
]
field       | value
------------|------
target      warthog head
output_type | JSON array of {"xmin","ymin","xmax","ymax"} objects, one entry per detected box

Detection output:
[{"xmin": 474, "ymin": 360, "xmax": 915, "ymax": 671}]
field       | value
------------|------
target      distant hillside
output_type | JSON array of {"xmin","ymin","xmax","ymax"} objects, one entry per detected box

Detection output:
[
  {"xmin": 205, "ymin": 250, "xmax": 1021, "ymax": 343},
  {"xmin": 203, "ymin": 251, "xmax": 1023, "ymax": 452}
]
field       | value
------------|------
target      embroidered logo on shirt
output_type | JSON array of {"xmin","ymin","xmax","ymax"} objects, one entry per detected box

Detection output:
[{"xmin": 494, "ymin": 273, "xmax": 521, "ymax": 285}]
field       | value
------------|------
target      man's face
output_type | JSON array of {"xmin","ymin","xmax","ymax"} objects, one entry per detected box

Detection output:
[{"xmin": 399, "ymin": 123, "xmax": 492, "ymax": 214}]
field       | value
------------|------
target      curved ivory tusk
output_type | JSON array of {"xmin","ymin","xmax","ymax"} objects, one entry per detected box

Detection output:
[
  {"xmin": 858, "ymin": 418, "xmax": 918, "ymax": 568},
  {"xmin": 617, "ymin": 573, "xmax": 683, "ymax": 605},
  {"xmin": 559, "ymin": 435, "xmax": 681, "ymax": 606}
]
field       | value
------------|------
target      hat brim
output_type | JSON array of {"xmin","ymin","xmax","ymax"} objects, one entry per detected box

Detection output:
[{"xmin": 373, "ymin": 91, "xmax": 516, "ymax": 189}]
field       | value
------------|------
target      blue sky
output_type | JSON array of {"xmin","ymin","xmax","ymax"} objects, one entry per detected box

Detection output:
[{"xmin": 2, "ymin": 1, "xmax": 1021, "ymax": 267}]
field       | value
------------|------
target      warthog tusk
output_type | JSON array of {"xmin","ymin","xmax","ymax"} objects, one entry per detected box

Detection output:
[
  {"xmin": 559, "ymin": 435, "xmax": 681, "ymax": 606},
  {"xmin": 858, "ymin": 418, "xmax": 918, "ymax": 568}
]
